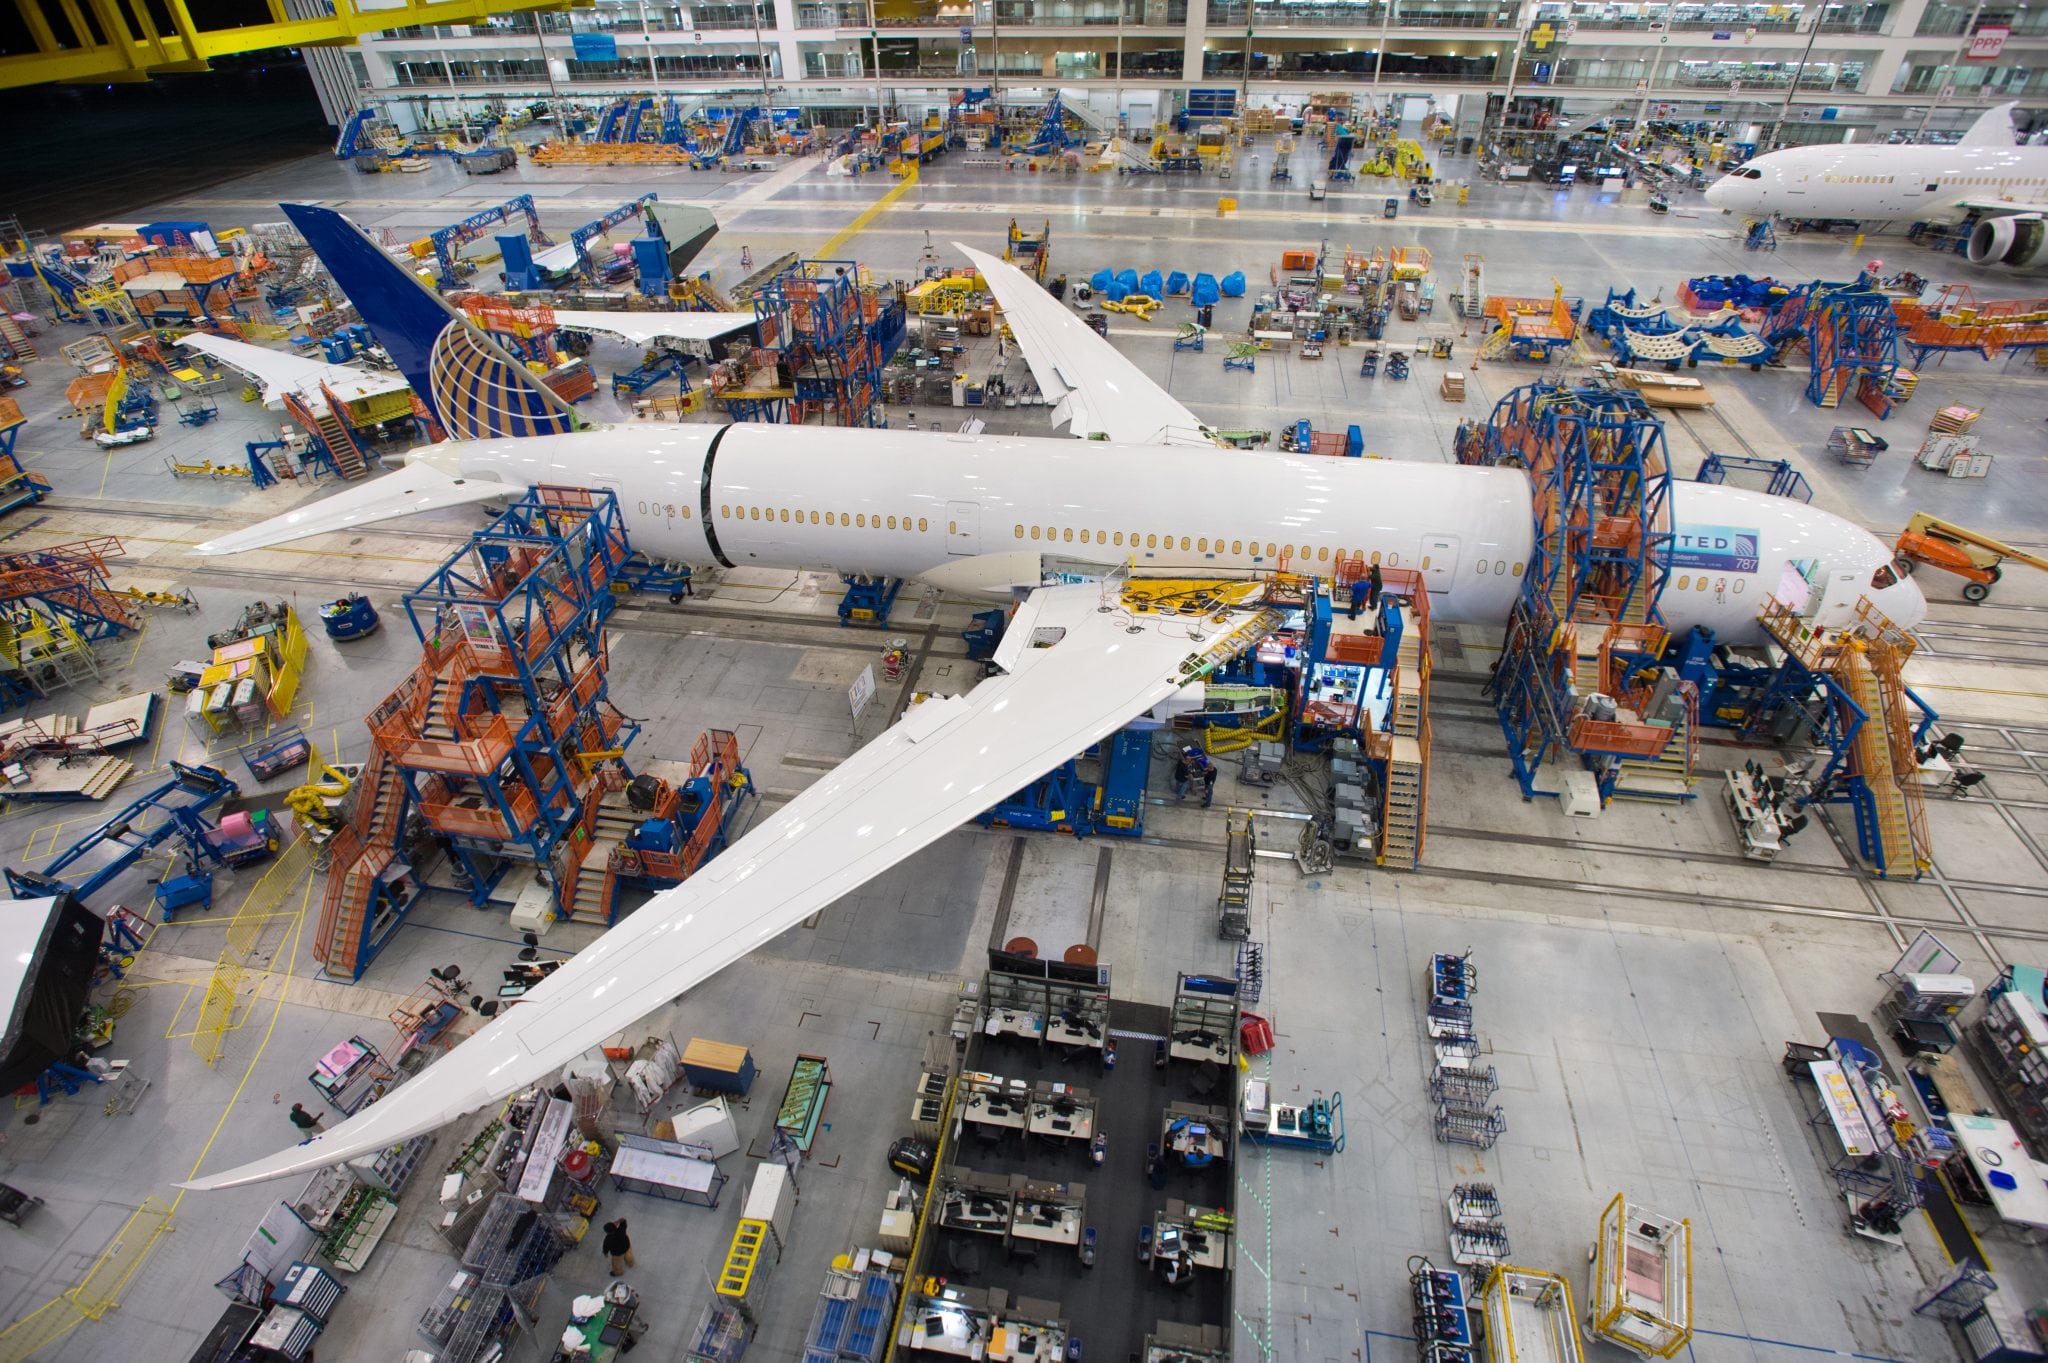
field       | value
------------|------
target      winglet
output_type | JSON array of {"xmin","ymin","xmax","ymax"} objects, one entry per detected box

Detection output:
[
  {"xmin": 1960, "ymin": 102, "xmax": 2018, "ymax": 147},
  {"xmin": 280, "ymin": 202, "xmax": 581, "ymax": 441}
]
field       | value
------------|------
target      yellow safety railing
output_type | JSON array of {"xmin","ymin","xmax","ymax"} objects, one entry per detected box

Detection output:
[
  {"xmin": 0, "ymin": 1196, "xmax": 176, "ymax": 1363},
  {"xmin": 190, "ymin": 834, "xmax": 312, "ymax": 1064}
]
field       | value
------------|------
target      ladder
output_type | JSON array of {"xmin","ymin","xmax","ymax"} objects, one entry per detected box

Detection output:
[
  {"xmin": 716, "ymin": 1218, "xmax": 771, "ymax": 1299},
  {"xmin": 1216, "ymin": 813, "xmax": 1254, "ymax": 941}
]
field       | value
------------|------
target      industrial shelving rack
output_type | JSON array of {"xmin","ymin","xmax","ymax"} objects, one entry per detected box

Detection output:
[
  {"xmin": 348, "ymin": 1132, "xmax": 435, "ymax": 1196},
  {"xmin": 801, "ymin": 1265, "xmax": 897, "ymax": 1363},
  {"xmin": 744, "ymin": 259, "xmax": 906, "ymax": 429},
  {"xmin": 314, "ymin": 486, "xmax": 639, "ymax": 980},
  {"xmin": 437, "ymin": 1192, "xmax": 571, "ymax": 1363}
]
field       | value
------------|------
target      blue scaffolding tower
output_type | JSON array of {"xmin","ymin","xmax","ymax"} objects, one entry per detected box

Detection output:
[
  {"xmin": 750, "ymin": 259, "xmax": 897, "ymax": 428},
  {"xmin": 1469, "ymin": 384, "xmax": 1678, "ymax": 802}
]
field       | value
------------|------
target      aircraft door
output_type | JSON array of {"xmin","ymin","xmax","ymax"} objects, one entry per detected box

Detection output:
[
  {"xmin": 946, "ymin": 501, "xmax": 980, "ymax": 556},
  {"xmin": 1814, "ymin": 566, "xmax": 1864, "ymax": 630},
  {"xmin": 1421, "ymin": 533, "xmax": 1460, "ymax": 592}
]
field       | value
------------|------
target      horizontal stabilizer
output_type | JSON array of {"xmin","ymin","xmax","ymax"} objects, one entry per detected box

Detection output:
[{"xmin": 195, "ymin": 462, "xmax": 509, "ymax": 555}]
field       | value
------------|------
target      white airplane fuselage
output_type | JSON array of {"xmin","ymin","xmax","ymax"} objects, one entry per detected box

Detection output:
[
  {"xmin": 1704, "ymin": 139, "xmax": 2048, "ymax": 271},
  {"xmin": 417, "ymin": 423, "xmax": 1926, "ymax": 641}
]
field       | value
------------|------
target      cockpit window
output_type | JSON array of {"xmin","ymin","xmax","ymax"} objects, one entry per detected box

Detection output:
[
  {"xmin": 1872, "ymin": 561, "xmax": 1903, "ymax": 590},
  {"xmin": 1735, "ymin": 167, "xmax": 1764, "ymax": 179}
]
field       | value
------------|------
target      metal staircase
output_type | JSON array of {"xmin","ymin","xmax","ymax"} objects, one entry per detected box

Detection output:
[
  {"xmin": 314, "ymin": 749, "xmax": 408, "ymax": 978},
  {"xmin": 565, "ymin": 785, "xmax": 637, "ymax": 925},
  {"xmin": 283, "ymin": 386, "xmax": 370, "ymax": 480},
  {"xmin": 1381, "ymin": 581, "xmax": 1431, "ymax": 867},
  {"xmin": 0, "ymin": 537, "xmax": 140, "ymax": 641},
  {"xmin": 1841, "ymin": 640, "xmax": 1928, "ymax": 879},
  {"xmin": 0, "ymin": 315, "xmax": 37, "ymax": 361}
]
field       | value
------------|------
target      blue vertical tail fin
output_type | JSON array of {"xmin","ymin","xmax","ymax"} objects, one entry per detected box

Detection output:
[{"xmin": 279, "ymin": 202, "xmax": 580, "ymax": 441}]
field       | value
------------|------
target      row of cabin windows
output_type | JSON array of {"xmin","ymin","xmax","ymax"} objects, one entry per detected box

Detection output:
[
  {"xmin": 1820, "ymin": 175, "xmax": 2048, "ymax": 188},
  {"xmin": 1007, "ymin": 523, "xmax": 1526, "ymax": 577},
  {"xmin": 721, "ymin": 504, "xmax": 930, "ymax": 532},
  {"xmin": 1673, "ymin": 573, "xmax": 1745, "ymax": 592}
]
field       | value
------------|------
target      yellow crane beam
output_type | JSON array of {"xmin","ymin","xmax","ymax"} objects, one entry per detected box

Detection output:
[{"xmin": 1, "ymin": 0, "xmax": 588, "ymax": 91}]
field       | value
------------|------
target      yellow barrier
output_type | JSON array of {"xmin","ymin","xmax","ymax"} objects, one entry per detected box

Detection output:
[
  {"xmin": 189, "ymin": 835, "xmax": 312, "ymax": 1065},
  {"xmin": 0, "ymin": 1196, "xmax": 176, "ymax": 1362}
]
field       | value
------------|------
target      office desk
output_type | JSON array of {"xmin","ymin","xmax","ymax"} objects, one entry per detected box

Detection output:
[
  {"xmin": 1169, "ymin": 1032, "xmax": 1231, "ymax": 1065},
  {"xmin": 1952, "ymin": 1113, "xmax": 2048, "ymax": 1230},
  {"xmin": 1155, "ymin": 1207, "xmax": 1232, "ymax": 1270},
  {"xmin": 1010, "ymin": 1200, "xmax": 1083, "ymax": 1245},
  {"xmin": 1029, "ymin": 1102, "xmax": 1094, "ymax": 1141},
  {"xmin": 986, "ymin": 1009, "xmax": 1045, "ymax": 1041},
  {"xmin": 964, "ymin": 1092, "xmax": 1028, "ymax": 1130},
  {"xmin": 1163, "ymin": 1112, "xmax": 1226, "ymax": 1163},
  {"xmin": 903, "ymin": 1303, "xmax": 982, "ymax": 1356},
  {"xmin": 1045, "ymin": 1017, "xmax": 1103, "ymax": 1050},
  {"xmin": 940, "ymin": 1192, "xmax": 1012, "ymax": 1235},
  {"xmin": 988, "ymin": 1320, "xmax": 1068, "ymax": 1360}
]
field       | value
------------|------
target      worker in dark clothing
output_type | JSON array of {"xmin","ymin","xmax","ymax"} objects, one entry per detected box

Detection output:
[
  {"xmin": 603, "ymin": 1218, "xmax": 635, "ymax": 1276},
  {"xmin": 1348, "ymin": 576, "xmax": 1369, "ymax": 620},
  {"xmin": 1367, "ymin": 563, "xmax": 1383, "ymax": 611},
  {"xmin": 1201, "ymin": 763, "xmax": 1218, "ymax": 808},
  {"xmin": 288, "ymin": 1103, "xmax": 324, "ymax": 1135},
  {"xmin": 1172, "ymin": 750, "xmax": 1194, "ymax": 800}
]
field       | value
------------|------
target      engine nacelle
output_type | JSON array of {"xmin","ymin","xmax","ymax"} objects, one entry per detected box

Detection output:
[{"xmin": 1967, "ymin": 214, "xmax": 2048, "ymax": 268}]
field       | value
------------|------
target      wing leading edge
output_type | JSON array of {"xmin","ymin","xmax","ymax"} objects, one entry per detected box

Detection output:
[
  {"xmin": 193, "ymin": 459, "xmax": 513, "ymax": 555},
  {"xmin": 177, "ymin": 334, "xmax": 363, "ymax": 406},
  {"xmin": 955, "ymin": 243, "xmax": 1214, "ymax": 447},
  {"xmin": 183, "ymin": 582, "xmax": 1279, "ymax": 1190}
]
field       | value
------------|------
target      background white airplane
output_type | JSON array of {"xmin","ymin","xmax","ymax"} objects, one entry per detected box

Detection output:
[
  {"xmin": 1704, "ymin": 102, "xmax": 2048, "ymax": 271},
  {"xmin": 178, "ymin": 202, "xmax": 1925, "ymax": 1190}
]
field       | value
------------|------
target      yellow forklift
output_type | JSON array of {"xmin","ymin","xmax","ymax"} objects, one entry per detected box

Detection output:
[{"xmin": 1893, "ymin": 512, "xmax": 2048, "ymax": 603}]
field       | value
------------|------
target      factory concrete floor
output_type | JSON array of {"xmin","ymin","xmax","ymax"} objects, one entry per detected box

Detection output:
[{"xmin": 0, "ymin": 128, "xmax": 2043, "ymax": 1363}]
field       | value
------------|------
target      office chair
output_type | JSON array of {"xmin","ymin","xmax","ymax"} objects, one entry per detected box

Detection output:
[
  {"xmin": 431, "ymin": 963, "xmax": 468, "ymax": 993},
  {"xmin": 470, "ymin": 996, "xmax": 500, "ymax": 1018},
  {"xmin": 1938, "ymin": 732, "xmax": 1966, "ymax": 759},
  {"xmin": 518, "ymin": 931, "xmax": 540, "ymax": 962},
  {"xmin": 1780, "ymin": 812, "xmax": 1809, "ymax": 841},
  {"xmin": 1950, "ymin": 770, "xmax": 1987, "ymax": 798}
]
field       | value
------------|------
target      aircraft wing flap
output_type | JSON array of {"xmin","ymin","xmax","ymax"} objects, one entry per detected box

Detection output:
[
  {"xmin": 954, "ymin": 243, "xmax": 1213, "ymax": 447},
  {"xmin": 193, "ymin": 464, "xmax": 513, "ymax": 555},
  {"xmin": 182, "ymin": 582, "xmax": 1278, "ymax": 1190}
]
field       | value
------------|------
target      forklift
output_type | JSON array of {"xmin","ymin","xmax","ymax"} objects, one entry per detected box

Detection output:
[{"xmin": 1892, "ymin": 512, "xmax": 2048, "ymax": 603}]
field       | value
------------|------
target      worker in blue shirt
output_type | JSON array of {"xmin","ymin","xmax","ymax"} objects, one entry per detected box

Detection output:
[
  {"xmin": 1348, "ymin": 575, "xmax": 1370, "ymax": 620},
  {"xmin": 1172, "ymin": 749, "xmax": 1194, "ymax": 800}
]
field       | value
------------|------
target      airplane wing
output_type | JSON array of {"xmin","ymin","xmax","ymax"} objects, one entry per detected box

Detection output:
[
  {"xmin": 1954, "ymin": 198, "xmax": 2048, "ymax": 216},
  {"xmin": 955, "ymin": 243, "xmax": 1214, "ymax": 448},
  {"xmin": 177, "ymin": 334, "xmax": 360, "ymax": 406},
  {"xmin": 549, "ymin": 309, "xmax": 760, "ymax": 349},
  {"xmin": 193, "ymin": 461, "xmax": 514, "ymax": 555},
  {"xmin": 183, "ymin": 580, "xmax": 1278, "ymax": 1189}
]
